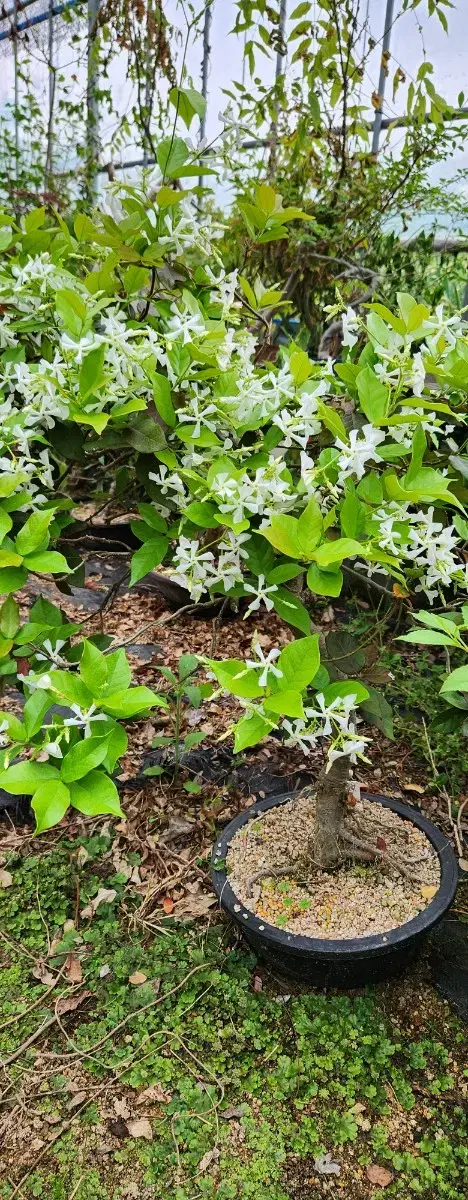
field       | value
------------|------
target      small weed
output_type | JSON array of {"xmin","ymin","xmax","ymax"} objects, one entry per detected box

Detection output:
[{"xmin": 0, "ymin": 838, "xmax": 467, "ymax": 1199}]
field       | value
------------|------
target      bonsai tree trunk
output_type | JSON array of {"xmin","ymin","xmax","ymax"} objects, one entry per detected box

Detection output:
[{"xmin": 312, "ymin": 756, "xmax": 350, "ymax": 869}]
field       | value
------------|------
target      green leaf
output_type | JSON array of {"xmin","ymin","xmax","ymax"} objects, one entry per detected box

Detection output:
[
  {"xmin": 357, "ymin": 472, "xmax": 383, "ymax": 505},
  {"xmin": 101, "ymin": 721, "xmax": 128, "ymax": 771},
  {"xmin": 398, "ymin": 629, "xmax": 455, "ymax": 646},
  {"xmin": 169, "ymin": 85, "xmax": 206, "ymax": 129},
  {"xmin": 0, "ymin": 567, "xmax": 28, "ymax": 594},
  {"xmin": 55, "ymin": 288, "xmax": 87, "ymax": 337},
  {"xmin": 23, "ymin": 551, "xmax": 70, "ymax": 575},
  {"xmin": 277, "ymin": 635, "xmax": 320, "ymax": 692},
  {"xmin": 61, "ymin": 736, "xmax": 110, "ymax": 783},
  {"xmin": 152, "ymin": 373, "xmax": 176, "ymax": 427},
  {"xmin": 296, "ymin": 498, "xmax": 324, "ymax": 555},
  {"xmin": 272, "ymin": 587, "xmax": 311, "ymax": 634},
  {"xmin": 101, "ymin": 687, "xmax": 168, "ymax": 717},
  {"xmin": 0, "ymin": 595, "xmax": 19, "ymax": 638},
  {"xmin": 0, "ymin": 510, "xmax": 12, "ymax": 542},
  {"xmin": 32, "ymin": 780, "xmax": 70, "ymax": 834},
  {"xmin": 184, "ymin": 501, "xmax": 221, "ymax": 529},
  {"xmin": 129, "ymin": 536, "xmax": 168, "ymax": 586},
  {"xmin": 104, "ymin": 650, "xmax": 131, "ymax": 695},
  {"xmin": 157, "ymin": 136, "xmax": 190, "ymax": 178},
  {"xmin": 233, "ymin": 711, "xmax": 274, "ymax": 752},
  {"xmin": 313, "ymin": 538, "xmax": 365, "ymax": 568},
  {"xmin": 307, "ymin": 563, "xmax": 343, "ymax": 597},
  {"xmin": 178, "ymin": 653, "xmax": 199, "ymax": 680},
  {"xmin": 0, "ymin": 551, "xmax": 23, "ymax": 568},
  {"xmin": 206, "ymin": 659, "xmax": 264, "ymax": 700},
  {"xmin": 48, "ymin": 670, "xmax": 92, "ymax": 708},
  {"xmin": 136, "ymin": 504, "xmax": 168, "ymax": 533},
  {"xmin": 15, "ymin": 510, "xmax": 54, "ymax": 557},
  {"xmin": 290, "ymin": 350, "xmax": 312, "ymax": 385},
  {"xmin": 260, "ymin": 514, "xmax": 300, "ymax": 558},
  {"xmin": 79, "ymin": 640, "xmax": 108, "ymax": 694},
  {"xmin": 356, "ymin": 366, "xmax": 389, "ymax": 422},
  {"xmin": 340, "ymin": 487, "xmax": 365, "ymax": 539},
  {"xmin": 441, "ymin": 666, "xmax": 468, "ymax": 694},
  {"xmin": 264, "ymin": 690, "xmax": 305, "ymax": 718},
  {"xmin": 79, "ymin": 344, "xmax": 106, "ymax": 399},
  {"xmin": 316, "ymin": 401, "xmax": 348, "ymax": 443},
  {"xmin": 359, "ymin": 687, "xmax": 394, "ymax": 739},
  {"xmin": 0, "ymin": 761, "xmax": 59, "ymax": 795},
  {"xmin": 69, "ymin": 771, "xmax": 124, "ymax": 817},
  {"xmin": 127, "ymin": 415, "xmax": 166, "ymax": 454},
  {"xmin": 321, "ymin": 680, "xmax": 369, "ymax": 705},
  {"xmin": 23, "ymin": 691, "xmax": 53, "ymax": 738}
]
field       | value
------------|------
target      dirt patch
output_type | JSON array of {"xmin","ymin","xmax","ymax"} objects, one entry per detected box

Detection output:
[{"xmin": 227, "ymin": 791, "xmax": 440, "ymax": 939}]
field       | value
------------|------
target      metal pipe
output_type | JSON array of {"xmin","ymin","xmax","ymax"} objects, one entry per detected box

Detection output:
[
  {"xmin": 198, "ymin": 0, "xmax": 213, "ymax": 192},
  {"xmin": 44, "ymin": 0, "xmax": 55, "ymax": 189},
  {"xmin": 99, "ymin": 97, "xmax": 468, "ymax": 175},
  {"xmin": 86, "ymin": 0, "xmax": 100, "ymax": 202},
  {"xmin": 13, "ymin": 0, "xmax": 18, "ymax": 181},
  {"xmin": 371, "ymin": 0, "xmax": 395, "ymax": 156},
  {"xmin": 268, "ymin": 0, "xmax": 287, "ymax": 177},
  {"xmin": 0, "ymin": 0, "xmax": 80, "ymax": 42}
]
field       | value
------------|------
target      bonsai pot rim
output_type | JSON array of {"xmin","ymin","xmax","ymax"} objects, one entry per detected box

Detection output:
[{"xmin": 211, "ymin": 791, "xmax": 458, "ymax": 961}]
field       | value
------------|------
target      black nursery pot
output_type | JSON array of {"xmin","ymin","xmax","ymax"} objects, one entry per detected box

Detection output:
[{"xmin": 211, "ymin": 792, "xmax": 458, "ymax": 988}]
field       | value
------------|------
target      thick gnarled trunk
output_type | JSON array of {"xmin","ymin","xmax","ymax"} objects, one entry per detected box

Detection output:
[{"xmin": 312, "ymin": 756, "xmax": 349, "ymax": 869}]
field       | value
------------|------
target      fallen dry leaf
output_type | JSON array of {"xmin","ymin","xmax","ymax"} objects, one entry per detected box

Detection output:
[
  {"xmin": 162, "ymin": 896, "xmax": 174, "ymax": 914},
  {"xmin": 67, "ymin": 1091, "xmax": 87, "ymax": 1111},
  {"xmin": 64, "ymin": 954, "xmax": 83, "ymax": 984},
  {"xmin": 366, "ymin": 1164, "xmax": 393, "ymax": 1187},
  {"xmin": 459, "ymin": 858, "xmax": 468, "ymax": 872},
  {"xmin": 129, "ymin": 971, "xmax": 148, "ymax": 985},
  {"xmin": 403, "ymin": 782, "xmax": 425, "ymax": 794},
  {"xmin": 56, "ymin": 988, "xmax": 91, "ymax": 1016},
  {"xmin": 376, "ymin": 836, "xmax": 387, "ymax": 851},
  {"xmin": 421, "ymin": 884, "xmax": 438, "ymax": 901},
  {"xmin": 173, "ymin": 893, "xmax": 216, "ymax": 918},
  {"xmin": 314, "ymin": 1152, "xmax": 340, "ymax": 1176},
  {"xmin": 136, "ymin": 1083, "xmax": 171, "ymax": 1105},
  {"xmin": 32, "ymin": 960, "xmax": 55, "ymax": 986},
  {"xmin": 253, "ymin": 974, "xmax": 263, "ymax": 993},
  {"xmin": 0, "ymin": 868, "xmax": 13, "ymax": 888},
  {"xmin": 127, "ymin": 1117, "xmax": 153, "ymax": 1141},
  {"xmin": 197, "ymin": 1148, "xmax": 220, "ymax": 1173},
  {"xmin": 99, "ymin": 964, "xmax": 111, "ymax": 979},
  {"xmin": 221, "ymin": 1106, "xmax": 245, "ymax": 1121},
  {"xmin": 80, "ymin": 888, "xmax": 117, "ymax": 919},
  {"xmin": 114, "ymin": 1098, "xmax": 131, "ymax": 1119}
]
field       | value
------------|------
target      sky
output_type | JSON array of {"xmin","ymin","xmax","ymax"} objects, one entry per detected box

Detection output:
[{"xmin": 1, "ymin": 0, "xmax": 468, "ymax": 222}]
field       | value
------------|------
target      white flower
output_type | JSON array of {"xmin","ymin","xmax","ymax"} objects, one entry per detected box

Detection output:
[
  {"xmin": 245, "ymin": 645, "xmax": 283, "ymax": 688},
  {"xmin": 165, "ymin": 304, "xmax": 206, "ymax": 345},
  {"xmin": 17, "ymin": 672, "xmax": 52, "ymax": 691},
  {"xmin": 243, "ymin": 575, "xmax": 278, "ymax": 618},
  {"xmin": 342, "ymin": 306, "xmax": 359, "ymax": 349},
  {"xmin": 282, "ymin": 718, "xmax": 317, "ymax": 756},
  {"xmin": 409, "ymin": 351, "xmax": 426, "ymax": 398},
  {"xmin": 171, "ymin": 536, "xmax": 215, "ymax": 602},
  {"xmin": 327, "ymin": 735, "xmax": 368, "ymax": 767},
  {"xmin": 63, "ymin": 702, "xmax": 108, "ymax": 739},
  {"xmin": 335, "ymin": 424, "xmax": 386, "ymax": 481},
  {"xmin": 46, "ymin": 741, "xmax": 63, "ymax": 759}
]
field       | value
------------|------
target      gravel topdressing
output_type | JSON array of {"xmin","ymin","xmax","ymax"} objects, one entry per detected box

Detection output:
[{"xmin": 226, "ymin": 791, "xmax": 441, "ymax": 939}]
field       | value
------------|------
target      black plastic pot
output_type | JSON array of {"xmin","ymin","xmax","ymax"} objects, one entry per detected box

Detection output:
[{"xmin": 211, "ymin": 792, "xmax": 458, "ymax": 988}]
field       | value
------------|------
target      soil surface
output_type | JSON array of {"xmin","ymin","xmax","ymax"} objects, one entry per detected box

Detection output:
[{"xmin": 227, "ymin": 791, "xmax": 441, "ymax": 938}]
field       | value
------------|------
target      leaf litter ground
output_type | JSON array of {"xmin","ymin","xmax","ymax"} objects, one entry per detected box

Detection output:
[{"xmin": 0, "ymin": 569, "xmax": 468, "ymax": 1199}]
